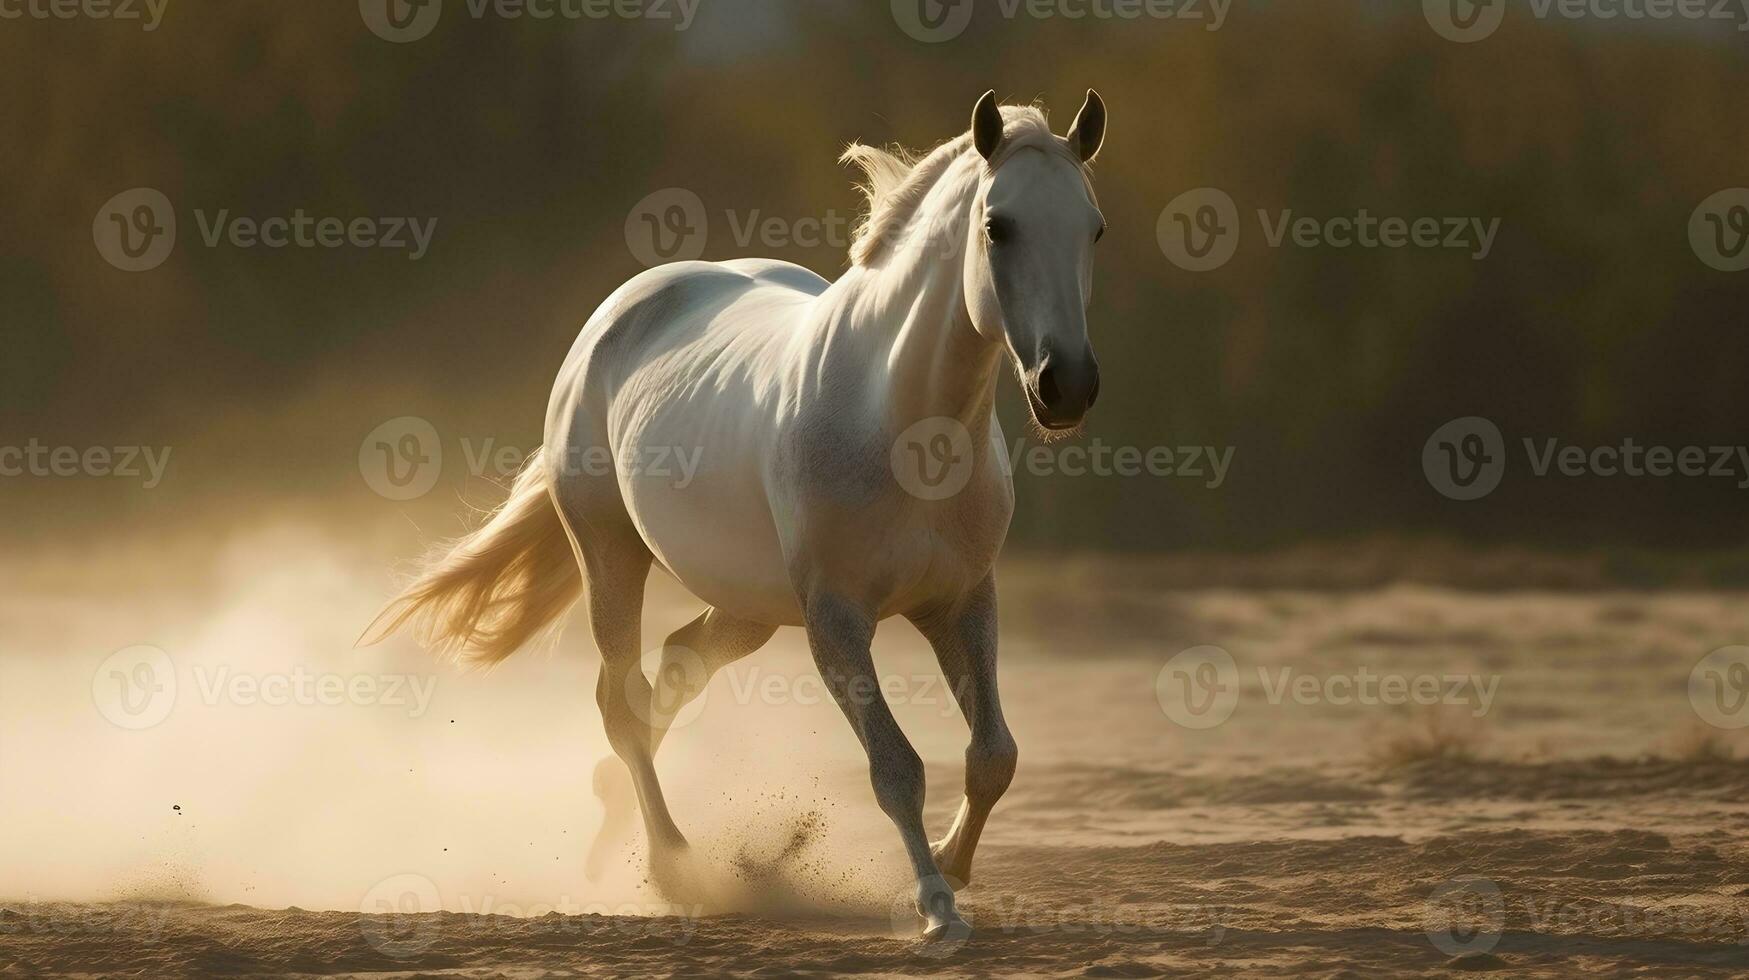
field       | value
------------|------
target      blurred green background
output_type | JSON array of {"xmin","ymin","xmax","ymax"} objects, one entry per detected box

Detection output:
[{"xmin": 3, "ymin": 0, "xmax": 1746, "ymax": 560}]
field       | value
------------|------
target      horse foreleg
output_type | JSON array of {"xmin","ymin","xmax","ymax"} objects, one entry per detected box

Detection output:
[
  {"xmin": 802, "ymin": 592, "xmax": 968, "ymax": 941},
  {"xmin": 910, "ymin": 574, "xmax": 1016, "ymax": 891}
]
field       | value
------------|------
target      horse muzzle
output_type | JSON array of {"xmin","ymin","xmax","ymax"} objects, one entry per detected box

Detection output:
[{"xmin": 1022, "ymin": 345, "xmax": 1100, "ymax": 431}]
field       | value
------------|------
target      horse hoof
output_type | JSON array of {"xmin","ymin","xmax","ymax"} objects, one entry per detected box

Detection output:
[{"xmin": 922, "ymin": 915, "xmax": 972, "ymax": 944}]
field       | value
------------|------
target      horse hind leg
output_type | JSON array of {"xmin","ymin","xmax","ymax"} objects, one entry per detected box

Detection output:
[
  {"xmin": 650, "ymin": 607, "xmax": 777, "ymax": 755},
  {"xmin": 568, "ymin": 513, "xmax": 690, "ymax": 855},
  {"xmin": 585, "ymin": 604, "xmax": 775, "ymax": 880}
]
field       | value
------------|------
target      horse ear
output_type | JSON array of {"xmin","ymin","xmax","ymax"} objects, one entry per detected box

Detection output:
[
  {"xmin": 1065, "ymin": 89, "xmax": 1106, "ymax": 162},
  {"xmin": 972, "ymin": 90, "xmax": 1003, "ymax": 161}
]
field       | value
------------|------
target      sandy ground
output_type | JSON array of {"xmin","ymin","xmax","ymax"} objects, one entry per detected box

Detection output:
[{"xmin": 4, "ymin": 525, "xmax": 1749, "ymax": 976}]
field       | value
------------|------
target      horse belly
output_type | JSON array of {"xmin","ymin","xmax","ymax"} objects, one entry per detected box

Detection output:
[{"xmin": 617, "ymin": 428, "xmax": 802, "ymax": 626}]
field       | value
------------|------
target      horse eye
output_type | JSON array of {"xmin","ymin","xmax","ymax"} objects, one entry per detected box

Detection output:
[{"xmin": 985, "ymin": 215, "xmax": 1013, "ymax": 245}]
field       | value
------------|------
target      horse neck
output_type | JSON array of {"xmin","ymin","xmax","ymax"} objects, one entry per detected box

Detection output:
[{"xmin": 844, "ymin": 173, "xmax": 1003, "ymax": 435}]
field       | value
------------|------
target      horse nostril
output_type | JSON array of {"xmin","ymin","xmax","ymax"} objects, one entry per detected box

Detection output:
[
  {"xmin": 1036, "ymin": 365, "xmax": 1061, "ymax": 410},
  {"xmin": 1086, "ymin": 371, "xmax": 1100, "ymax": 410}
]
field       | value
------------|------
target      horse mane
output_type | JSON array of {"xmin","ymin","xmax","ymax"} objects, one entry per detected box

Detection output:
[{"xmin": 839, "ymin": 104, "xmax": 1088, "ymax": 267}]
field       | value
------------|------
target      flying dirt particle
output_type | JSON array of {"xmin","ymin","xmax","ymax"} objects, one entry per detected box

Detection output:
[{"xmin": 172, "ymin": 805, "xmax": 181, "ymax": 812}]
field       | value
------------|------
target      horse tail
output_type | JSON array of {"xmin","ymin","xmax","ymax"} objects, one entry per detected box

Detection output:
[{"xmin": 360, "ymin": 447, "xmax": 581, "ymax": 665}]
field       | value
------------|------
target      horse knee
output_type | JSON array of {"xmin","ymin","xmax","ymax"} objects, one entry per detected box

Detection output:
[
  {"xmin": 869, "ymin": 737, "xmax": 927, "ymax": 820},
  {"xmin": 967, "ymin": 729, "xmax": 1017, "ymax": 805}
]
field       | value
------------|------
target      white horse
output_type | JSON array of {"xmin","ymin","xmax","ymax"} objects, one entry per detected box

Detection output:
[{"xmin": 368, "ymin": 90, "xmax": 1106, "ymax": 940}]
